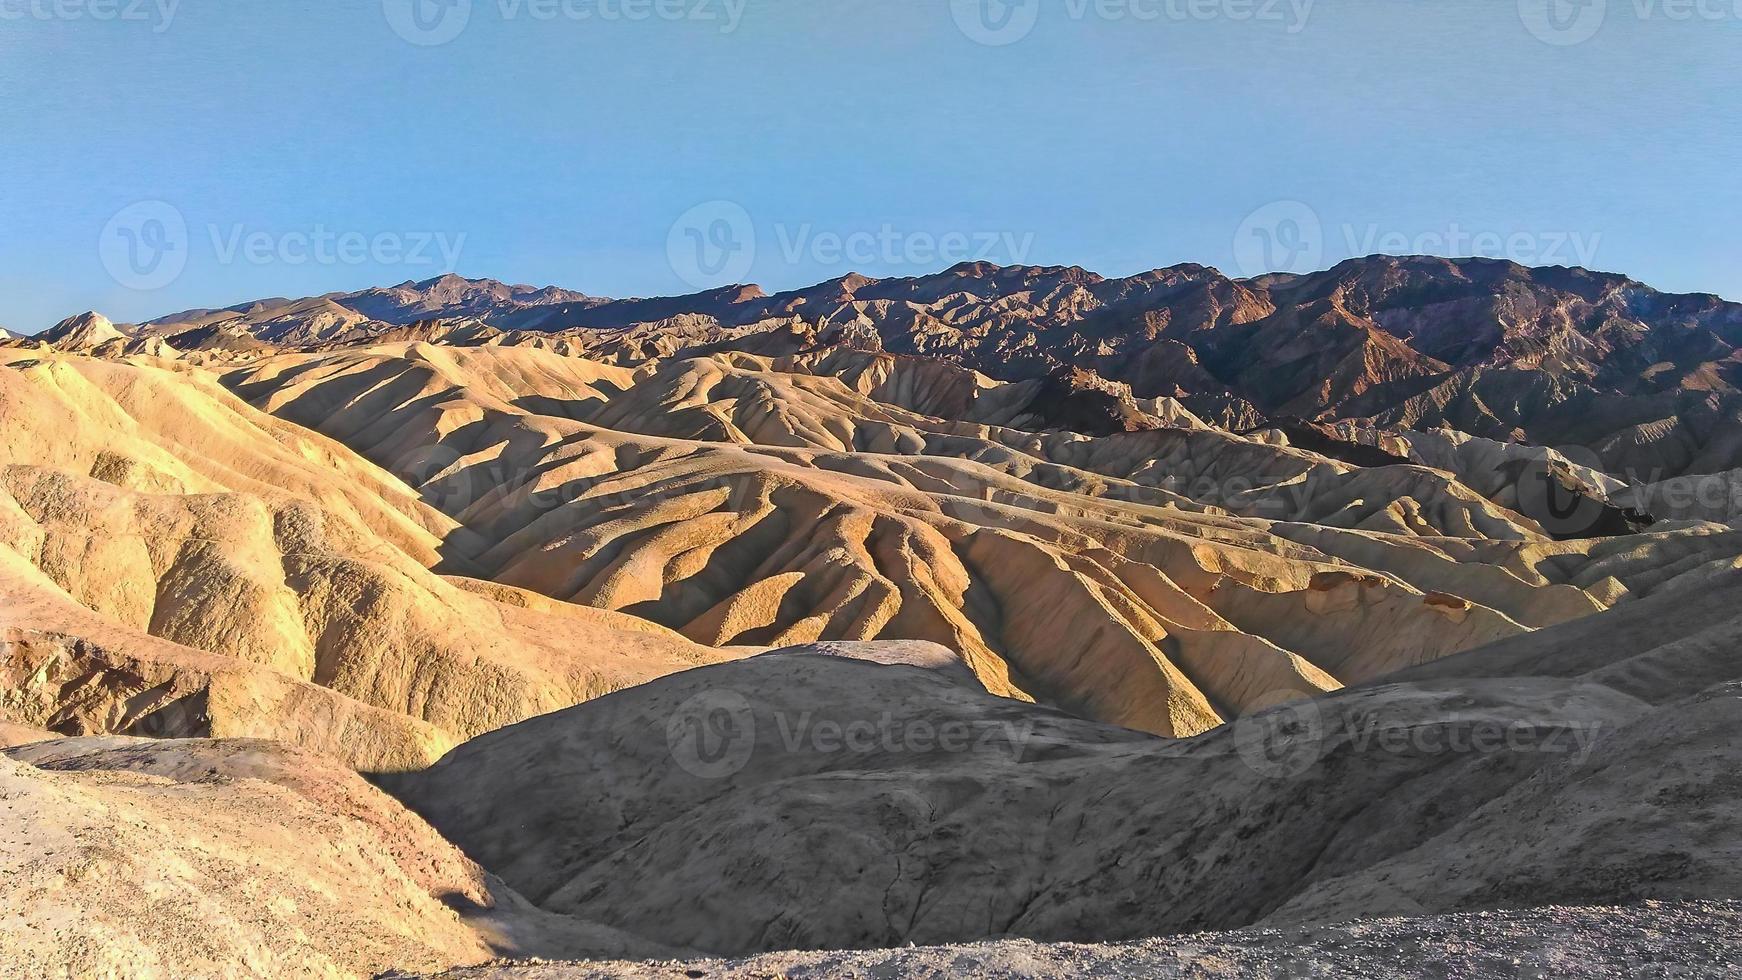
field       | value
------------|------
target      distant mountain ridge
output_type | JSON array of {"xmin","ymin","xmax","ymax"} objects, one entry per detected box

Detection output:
[{"xmin": 18, "ymin": 256, "xmax": 1742, "ymax": 479}]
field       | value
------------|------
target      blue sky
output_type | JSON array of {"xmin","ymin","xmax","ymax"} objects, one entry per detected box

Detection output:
[{"xmin": 1, "ymin": 0, "xmax": 1737, "ymax": 331}]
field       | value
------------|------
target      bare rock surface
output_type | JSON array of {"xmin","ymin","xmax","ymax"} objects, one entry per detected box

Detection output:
[
  {"xmin": 213, "ymin": 341, "xmax": 1742, "ymax": 738},
  {"xmin": 106, "ymin": 258, "xmax": 1742, "ymax": 480},
  {"xmin": 413, "ymin": 900, "xmax": 1742, "ymax": 979},
  {"xmin": 386, "ymin": 577, "xmax": 1742, "ymax": 957},
  {"xmin": 15, "ymin": 286, "xmax": 1742, "ymax": 747},
  {"xmin": 0, "ymin": 737, "xmax": 675, "ymax": 979},
  {"xmin": 0, "ymin": 354, "xmax": 736, "ymax": 770},
  {"xmin": 0, "ymin": 719, "xmax": 54, "ymax": 747},
  {"xmin": 6, "ymin": 262, "xmax": 1742, "ymax": 976}
]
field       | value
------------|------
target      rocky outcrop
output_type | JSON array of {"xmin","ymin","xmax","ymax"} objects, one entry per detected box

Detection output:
[
  {"xmin": 387, "ymin": 576, "xmax": 1742, "ymax": 956},
  {"xmin": 5, "ymin": 260, "xmax": 1742, "ymax": 975},
  {"xmin": 101, "ymin": 258, "xmax": 1742, "ymax": 480},
  {"xmin": 206, "ymin": 342, "xmax": 1742, "ymax": 738},
  {"xmin": 0, "ymin": 737, "xmax": 669, "ymax": 976},
  {"xmin": 0, "ymin": 354, "xmax": 735, "ymax": 770},
  {"xmin": 36, "ymin": 311, "xmax": 129, "ymax": 352}
]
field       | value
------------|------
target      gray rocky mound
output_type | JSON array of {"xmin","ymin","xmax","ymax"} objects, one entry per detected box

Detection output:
[{"xmin": 386, "ymin": 578, "xmax": 1742, "ymax": 957}]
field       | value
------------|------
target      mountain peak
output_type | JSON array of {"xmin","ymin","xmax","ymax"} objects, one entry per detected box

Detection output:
[
  {"xmin": 40, "ymin": 311, "xmax": 128, "ymax": 349},
  {"xmin": 412, "ymin": 272, "xmax": 474, "ymax": 289},
  {"xmin": 943, "ymin": 260, "xmax": 1003, "ymax": 278},
  {"xmin": 710, "ymin": 283, "xmax": 767, "ymax": 303}
]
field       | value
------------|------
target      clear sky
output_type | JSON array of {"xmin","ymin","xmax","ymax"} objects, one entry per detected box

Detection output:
[{"xmin": 1, "ymin": 0, "xmax": 1737, "ymax": 332}]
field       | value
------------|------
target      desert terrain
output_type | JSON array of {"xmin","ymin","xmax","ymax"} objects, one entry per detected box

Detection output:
[{"xmin": 4, "ymin": 259, "xmax": 1741, "ymax": 977}]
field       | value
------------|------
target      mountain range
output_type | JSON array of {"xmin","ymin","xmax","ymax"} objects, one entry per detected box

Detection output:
[
  {"xmin": 4, "ymin": 255, "xmax": 1742, "ymax": 976},
  {"xmin": 26, "ymin": 255, "xmax": 1742, "ymax": 482}
]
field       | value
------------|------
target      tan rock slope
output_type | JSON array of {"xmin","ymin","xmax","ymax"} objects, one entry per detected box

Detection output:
[
  {"xmin": 6, "ymin": 328, "xmax": 1740, "ymax": 748},
  {"xmin": 388, "ymin": 574, "xmax": 1742, "ymax": 957},
  {"xmin": 218, "ymin": 341, "xmax": 1740, "ymax": 737},
  {"xmin": 0, "ymin": 354, "xmax": 731, "ymax": 770},
  {"xmin": 0, "ymin": 737, "xmax": 670, "ymax": 979}
]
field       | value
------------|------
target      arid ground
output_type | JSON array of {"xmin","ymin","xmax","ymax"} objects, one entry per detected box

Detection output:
[{"xmin": 4, "ymin": 259, "xmax": 1741, "ymax": 977}]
